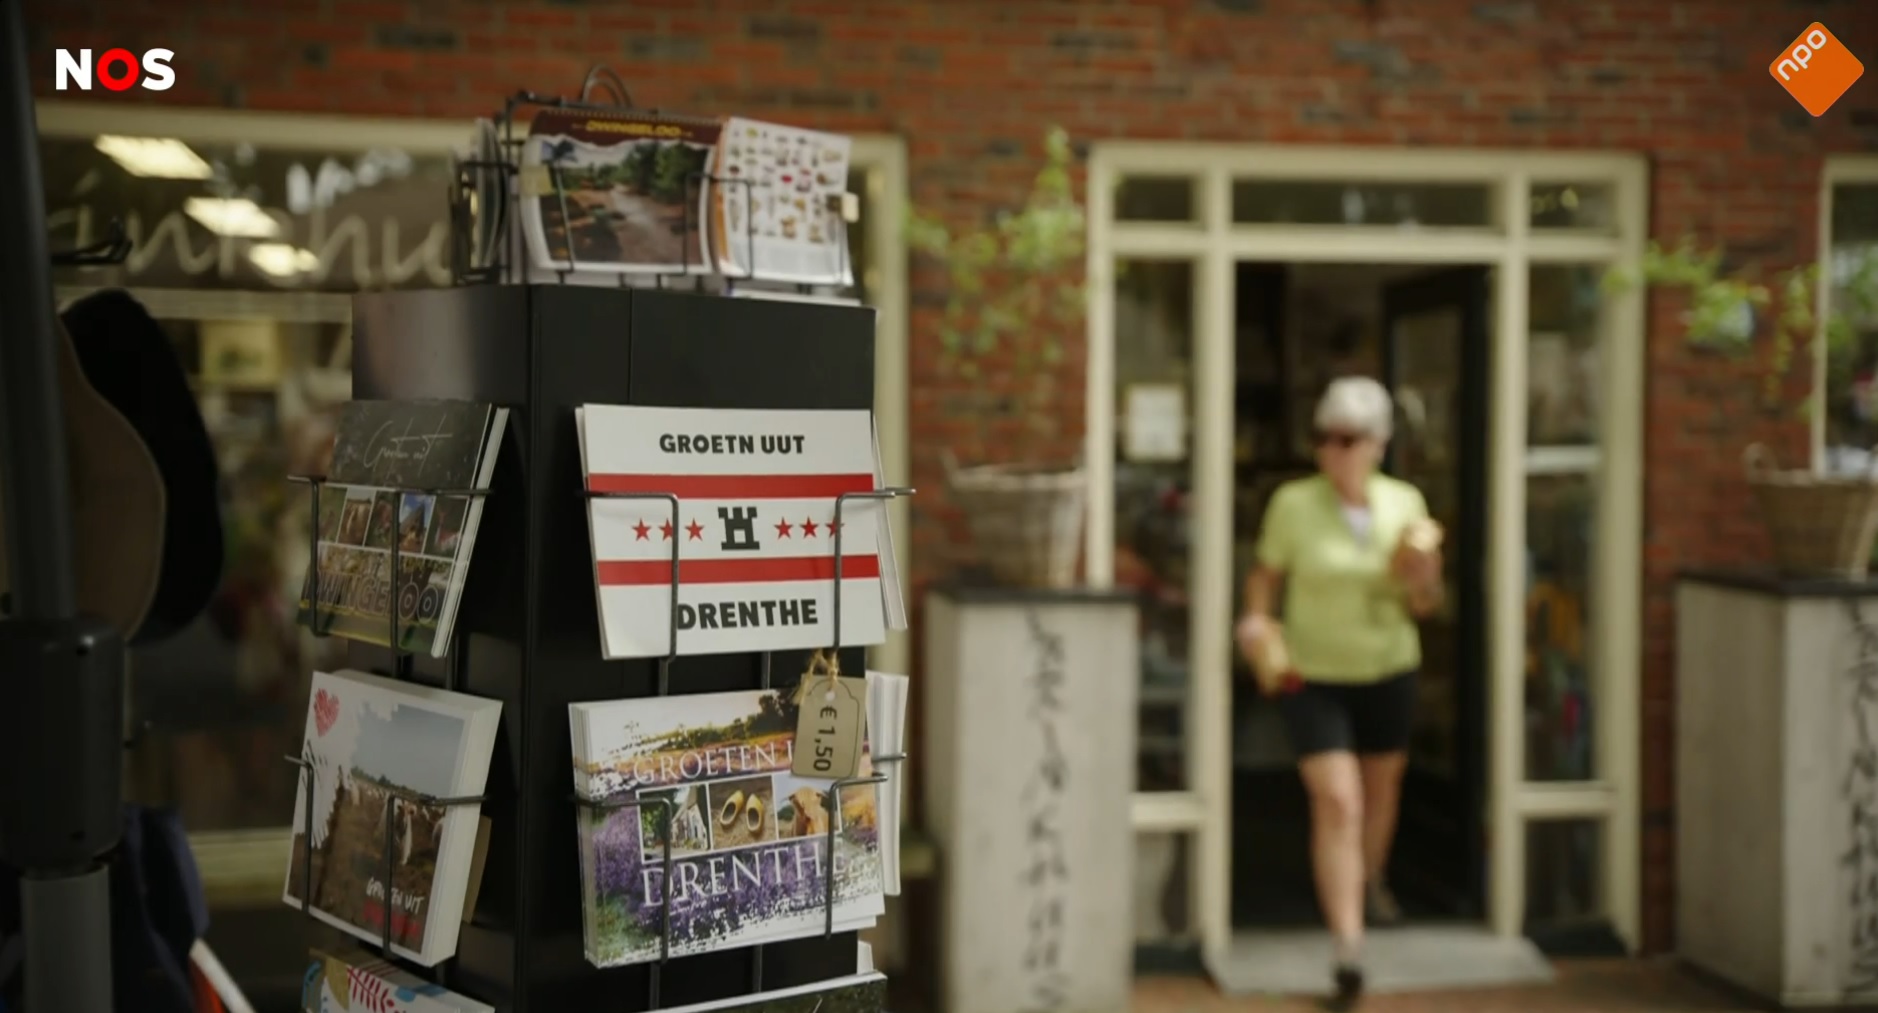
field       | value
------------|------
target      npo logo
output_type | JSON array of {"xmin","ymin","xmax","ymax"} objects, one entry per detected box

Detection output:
[
  {"xmin": 53, "ymin": 48, "xmax": 176, "ymax": 93},
  {"xmin": 1770, "ymin": 23, "xmax": 1864, "ymax": 117}
]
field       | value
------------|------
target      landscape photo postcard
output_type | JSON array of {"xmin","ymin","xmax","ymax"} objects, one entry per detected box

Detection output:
[
  {"xmin": 521, "ymin": 107, "xmax": 721, "ymax": 275},
  {"xmin": 570, "ymin": 689, "xmax": 885, "ymax": 967},
  {"xmin": 285, "ymin": 670, "xmax": 501, "ymax": 966},
  {"xmin": 296, "ymin": 400, "xmax": 507, "ymax": 658}
]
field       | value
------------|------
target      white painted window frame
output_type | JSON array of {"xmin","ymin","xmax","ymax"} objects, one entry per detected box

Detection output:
[
  {"xmin": 34, "ymin": 99, "xmax": 910, "ymax": 901},
  {"xmin": 1814, "ymin": 156, "xmax": 1878, "ymax": 470},
  {"xmin": 1085, "ymin": 142, "xmax": 1647, "ymax": 965}
]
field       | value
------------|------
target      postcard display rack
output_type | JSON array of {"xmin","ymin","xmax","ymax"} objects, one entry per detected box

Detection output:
[
  {"xmin": 288, "ymin": 277, "xmax": 899, "ymax": 1013},
  {"xmin": 450, "ymin": 80, "xmax": 858, "ymax": 298}
]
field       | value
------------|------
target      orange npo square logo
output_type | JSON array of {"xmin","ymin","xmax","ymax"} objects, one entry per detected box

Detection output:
[{"xmin": 1771, "ymin": 22, "xmax": 1864, "ymax": 117}]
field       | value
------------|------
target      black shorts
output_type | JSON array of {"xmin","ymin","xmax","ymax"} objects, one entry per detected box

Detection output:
[{"xmin": 1276, "ymin": 671, "xmax": 1417, "ymax": 758}]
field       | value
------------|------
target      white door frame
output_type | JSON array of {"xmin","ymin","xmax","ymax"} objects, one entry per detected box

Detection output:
[
  {"xmin": 34, "ymin": 99, "xmax": 911, "ymax": 895},
  {"xmin": 1084, "ymin": 142, "xmax": 1648, "ymax": 968}
]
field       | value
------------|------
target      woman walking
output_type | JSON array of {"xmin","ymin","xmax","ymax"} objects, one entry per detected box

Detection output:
[{"xmin": 1236, "ymin": 376, "xmax": 1443, "ymax": 1010}]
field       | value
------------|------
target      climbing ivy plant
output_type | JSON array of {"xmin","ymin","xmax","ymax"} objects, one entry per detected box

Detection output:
[
  {"xmin": 1604, "ymin": 238, "xmax": 1878, "ymax": 412},
  {"xmin": 907, "ymin": 127, "xmax": 1085, "ymax": 456}
]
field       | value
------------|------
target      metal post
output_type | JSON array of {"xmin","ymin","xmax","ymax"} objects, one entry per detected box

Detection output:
[
  {"xmin": 0, "ymin": 4, "xmax": 126, "ymax": 1012},
  {"xmin": 0, "ymin": 0, "xmax": 75, "ymax": 610},
  {"xmin": 20, "ymin": 871, "xmax": 113, "ymax": 1013}
]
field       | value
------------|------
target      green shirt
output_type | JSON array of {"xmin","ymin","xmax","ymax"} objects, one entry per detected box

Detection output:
[{"xmin": 1255, "ymin": 473, "xmax": 1427, "ymax": 683}]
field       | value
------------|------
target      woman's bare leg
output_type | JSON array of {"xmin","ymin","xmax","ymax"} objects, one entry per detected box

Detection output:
[
  {"xmin": 1357, "ymin": 751, "xmax": 1409, "ymax": 881},
  {"xmin": 1298, "ymin": 750, "xmax": 1366, "ymax": 956},
  {"xmin": 1358, "ymin": 751, "xmax": 1410, "ymax": 923}
]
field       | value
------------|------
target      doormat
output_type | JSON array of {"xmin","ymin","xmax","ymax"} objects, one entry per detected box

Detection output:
[{"xmin": 1215, "ymin": 925, "xmax": 1554, "ymax": 996}]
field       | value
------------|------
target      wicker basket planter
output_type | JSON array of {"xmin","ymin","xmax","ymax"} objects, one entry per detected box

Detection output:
[
  {"xmin": 943, "ymin": 455, "xmax": 1086, "ymax": 589},
  {"xmin": 1744, "ymin": 443, "xmax": 1878, "ymax": 579}
]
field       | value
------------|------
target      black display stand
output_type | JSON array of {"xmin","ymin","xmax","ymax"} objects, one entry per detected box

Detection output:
[
  {"xmin": 345, "ymin": 284, "xmax": 877, "ymax": 1012},
  {"xmin": 0, "ymin": 3, "xmax": 124, "ymax": 1012}
]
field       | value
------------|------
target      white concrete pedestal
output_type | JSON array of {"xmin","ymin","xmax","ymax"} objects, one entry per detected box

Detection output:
[
  {"xmin": 923, "ymin": 586, "xmax": 1138, "ymax": 1013},
  {"xmin": 1676, "ymin": 572, "xmax": 1878, "ymax": 1007}
]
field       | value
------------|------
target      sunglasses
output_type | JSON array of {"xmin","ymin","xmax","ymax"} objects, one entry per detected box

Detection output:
[{"xmin": 1314, "ymin": 431, "xmax": 1365, "ymax": 450}]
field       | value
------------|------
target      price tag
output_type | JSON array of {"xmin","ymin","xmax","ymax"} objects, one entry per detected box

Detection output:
[
  {"xmin": 828, "ymin": 191, "xmax": 861, "ymax": 223},
  {"xmin": 792, "ymin": 666, "xmax": 868, "ymax": 781}
]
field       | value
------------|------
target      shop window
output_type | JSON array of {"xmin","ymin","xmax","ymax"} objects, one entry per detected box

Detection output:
[
  {"xmin": 1529, "ymin": 182, "xmax": 1616, "ymax": 233},
  {"xmin": 1133, "ymin": 831, "xmax": 1192, "ymax": 944},
  {"xmin": 1523, "ymin": 818, "xmax": 1603, "ymax": 929},
  {"xmin": 1524, "ymin": 472, "xmax": 1597, "ymax": 783},
  {"xmin": 44, "ymin": 133, "xmax": 455, "ymax": 292},
  {"xmin": 1526, "ymin": 264, "xmax": 1603, "ymax": 446},
  {"xmin": 1112, "ymin": 260, "xmax": 1196, "ymax": 793},
  {"xmin": 1824, "ymin": 181, "xmax": 1878, "ymax": 472},
  {"xmin": 1115, "ymin": 176, "xmax": 1196, "ymax": 223},
  {"xmin": 1231, "ymin": 180, "xmax": 1496, "ymax": 229},
  {"xmin": 40, "ymin": 129, "xmax": 455, "ymax": 836},
  {"xmin": 122, "ymin": 314, "xmax": 354, "ymax": 832},
  {"xmin": 1523, "ymin": 263, "xmax": 1605, "ymax": 783}
]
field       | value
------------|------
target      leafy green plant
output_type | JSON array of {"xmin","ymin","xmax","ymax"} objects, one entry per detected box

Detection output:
[
  {"xmin": 1603, "ymin": 238, "xmax": 1878, "ymax": 412},
  {"xmin": 907, "ymin": 127, "xmax": 1085, "ymax": 456}
]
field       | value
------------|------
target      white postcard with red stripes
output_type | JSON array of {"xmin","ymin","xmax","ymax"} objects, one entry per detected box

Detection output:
[{"xmin": 577, "ymin": 405, "xmax": 904, "ymax": 659}]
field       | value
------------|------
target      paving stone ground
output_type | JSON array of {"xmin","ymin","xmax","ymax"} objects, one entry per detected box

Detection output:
[{"xmin": 1132, "ymin": 959, "xmax": 1784, "ymax": 1013}]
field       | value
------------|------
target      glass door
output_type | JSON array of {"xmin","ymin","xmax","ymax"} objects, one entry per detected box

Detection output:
[{"xmin": 1381, "ymin": 265, "xmax": 1492, "ymax": 917}]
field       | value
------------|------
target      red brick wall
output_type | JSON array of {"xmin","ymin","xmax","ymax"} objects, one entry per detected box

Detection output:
[{"xmin": 27, "ymin": 0, "xmax": 1878, "ymax": 954}]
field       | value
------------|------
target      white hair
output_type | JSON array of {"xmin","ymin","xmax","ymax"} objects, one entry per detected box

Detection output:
[{"xmin": 1314, "ymin": 376, "xmax": 1394, "ymax": 440}]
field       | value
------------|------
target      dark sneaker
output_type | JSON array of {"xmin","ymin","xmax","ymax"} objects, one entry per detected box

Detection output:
[
  {"xmin": 1324, "ymin": 963, "xmax": 1365, "ymax": 1011},
  {"xmin": 1365, "ymin": 882, "xmax": 1404, "ymax": 927}
]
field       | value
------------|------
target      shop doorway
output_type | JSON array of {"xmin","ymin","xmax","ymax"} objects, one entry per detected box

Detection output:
[
  {"xmin": 1227, "ymin": 262, "xmax": 1491, "ymax": 932},
  {"xmin": 1088, "ymin": 146, "xmax": 1650, "ymax": 984}
]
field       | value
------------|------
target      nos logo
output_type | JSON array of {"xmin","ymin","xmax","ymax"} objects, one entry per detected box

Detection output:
[{"xmin": 54, "ymin": 48, "xmax": 176, "ymax": 92}]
